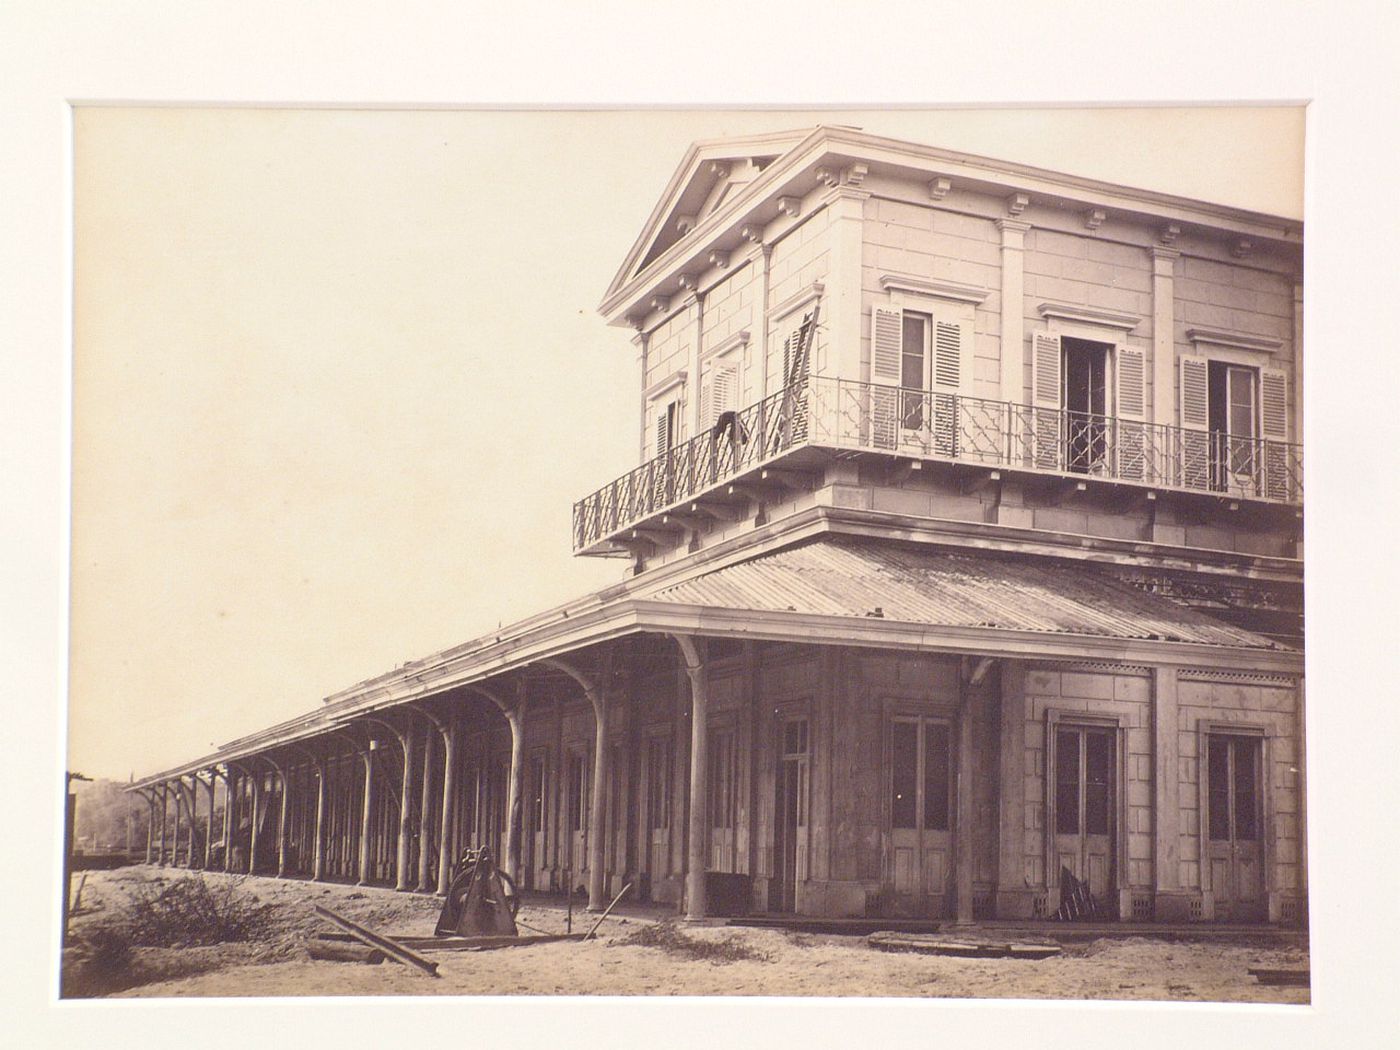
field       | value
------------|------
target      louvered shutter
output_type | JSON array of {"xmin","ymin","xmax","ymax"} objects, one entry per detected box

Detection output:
[
  {"xmin": 1178, "ymin": 355, "xmax": 1211, "ymax": 491},
  {"xmin": 870, "ymin": 305, "xmax": 903, "ymax": 449},
  {"xmin": 1030, "ymin": 331, "xmax": 1062, "ymax": 469},
  {"xmin": 1259, "ymin": 367, "xmax": 1291, "ymax": 500},
  {"xmin": 784, "ymin": 318, "xmax": 812, "ymax": 442},
  {"xmin": 929, "ymin": 318, "xmax": 967, "ymax": 457},
  {"xmin": 1115, "ymin": 345, "xmax": 1148, "ymax": 480},
  {"xmin": 654, "ymin": 403, "xmax": 671, "ymax": 458},
  {"xmin": 713, "ymin": 362, "xmax": 738, "ymax": 418},
  {"xmin": 698, "ymin": 369, "xmax": 714, "ymax": 433}
]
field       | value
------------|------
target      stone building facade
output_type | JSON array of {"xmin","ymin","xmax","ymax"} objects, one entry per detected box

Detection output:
[{"xmin": 131, "ymin": 126, "xmax": 1305, "ymax": 926}]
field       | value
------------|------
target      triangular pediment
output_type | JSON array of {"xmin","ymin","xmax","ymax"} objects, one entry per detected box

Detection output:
[{"xmin": 604, "ymin": 127, "xmax": 815, "ymax": 303}]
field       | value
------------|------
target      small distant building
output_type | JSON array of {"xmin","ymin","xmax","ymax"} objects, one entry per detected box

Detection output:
[{"xmin": 131, "ymin": 126, "xmax": 1305, "ymax": 926}]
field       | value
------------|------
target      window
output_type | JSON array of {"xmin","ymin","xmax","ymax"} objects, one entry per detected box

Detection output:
[
  {"xmin": 1208, "ymin": 735, "xmax": 1260, "ymax": 843},
  {"xmin": 646, "ymin": 736, "xmax": 672, "ymax": 831},
  {"xmin": 566, "ymin": 751, "xmax": 587, "ymax": 833},
  {"xmin": 1181, "ymin": 354, "xmax": 1289, "ymax": 497},
  {"xmin": 1055, "ymin": 726, "xmax": 1112, "ymax": 836},
  {"xmin": 654, "ymin": 398, "xmax": 679, "ymax": 458},
  {"xmin": 890, "ymin": 717, "xmax": 951, "ymax": 832},
  {"xmin": 1208, "ymin": 362, "xmax": 1258, "ymax": 486},
  {"xmin": 901, "ymin": 313, "xmax": 929, "ymax": 428},
  {"xmin": 869, "ymin": 301, "xmax": 970, "ymax": 454},
  {"xmin": 529, "ymin": 754, "xmax": 547, "ymax": 834},
  {"xmin": 700, "ymin": 352, "xmax": 739, "ymax": 432},
  {"xmin": 1062, "ymin": 337, "xmax": 1110, "ymax": 474},
  {"xmin": 708, "ymin": 727, "xmax": 737, "ymax": 831}
]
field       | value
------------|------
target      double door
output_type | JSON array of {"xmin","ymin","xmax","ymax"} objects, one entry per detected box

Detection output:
[
  {"xmin": 1053, "ymin": 725, "xmax": 1116, "ymax": 905},
  {"xmin": 1207, "ymin": 734, "xmax": 1266, "ymax": 921},
  {"xmin": 772, "ymin": 713, "xmax": 809, "ymax": 914},
  {"xmin": 888, "ymin": 715, "xmax": 953, "ymax": 917}
]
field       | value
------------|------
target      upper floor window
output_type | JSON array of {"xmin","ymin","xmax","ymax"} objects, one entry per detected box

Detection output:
[
  {"xmin": 1181, "ymin": 353, "xmax": 1288, "ymax": 495},
  {"xmin": 653, "ymin": 397, "xmax": 679, "ymax": 458}
]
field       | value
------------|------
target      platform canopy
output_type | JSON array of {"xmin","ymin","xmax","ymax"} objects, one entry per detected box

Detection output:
[{"xmin": 130, "ymin": 532, "xmax": 1297, "ymax": 789}]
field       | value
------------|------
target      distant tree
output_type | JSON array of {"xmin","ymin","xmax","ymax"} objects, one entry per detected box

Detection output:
[{"xmin": 72, "ymin": 779, "xmax": 149, "ymax": 853}]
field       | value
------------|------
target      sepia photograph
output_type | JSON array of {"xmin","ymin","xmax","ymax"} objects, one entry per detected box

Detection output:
[
  {"xmin": 62, "ymin": 106, "xmax": 1309, "ymax": 1003},
  {"xmin": 10, "ymin": 4, "xmax": 1400, "ymax": 1049}
]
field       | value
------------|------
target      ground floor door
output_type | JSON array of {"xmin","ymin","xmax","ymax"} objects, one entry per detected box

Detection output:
[
  {"xmin": 1207, "ymin": 733, "xmax": 1266, "ymax": 922},
  {"xmin": 639, "ymin": 732, "xmax": 673, "ymax": 901},
  {"xmin": 889, "ymin": 715, "xmax": 953, "ymax": 917},
  {"xmin": 1053, "ymin": 725, "xmax": 1116, "ymax": 908},
  {"xmin": 565, "ymin": 748, "xmax": 589, "ymax": 888},
  {"xmin": 524, "ymin": 751, "xmax": 547, "ymax": 891},
  {"xmin": 772, "ymin": 713, "xmax": 809, "ymax": 914},
  {"xmin": 708, "ymin": 725, "xmax": 740, "ymax": 871}
]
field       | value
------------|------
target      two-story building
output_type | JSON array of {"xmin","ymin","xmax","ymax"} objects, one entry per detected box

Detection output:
[{"xmin": 129, "ymin": 126, "xmax": 1305, "ymax": 927}]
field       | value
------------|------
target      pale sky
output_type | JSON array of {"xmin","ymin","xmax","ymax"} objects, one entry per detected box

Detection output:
[{"xmin": 69, "ymin": 107, "xmax": 1305, "ymax": 780}]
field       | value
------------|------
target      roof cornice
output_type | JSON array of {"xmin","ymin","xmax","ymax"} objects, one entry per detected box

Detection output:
[{"xmin": 601, "ymin": 125, "xmax": 1303, "ymax": 328}]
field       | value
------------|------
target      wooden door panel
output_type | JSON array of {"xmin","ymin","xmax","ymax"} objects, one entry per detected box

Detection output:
[
  {"xmin": 1237, "ymin": 848, "xmax": 1261, "ymax": 904},
  {"xmin": 1087, "ymin": 850, "xmax": 1110, "ymax": 897},
  {"xmin": 922, "ymin": 847, "xmax": 947, "ymax": 895},
  {"xmin": 894, "ymin": 846, "xmax": 916, "ymax": 895},
  {"xmin": 1058, "ymin": 850, "xmax": 1080, "ymax": 880}
]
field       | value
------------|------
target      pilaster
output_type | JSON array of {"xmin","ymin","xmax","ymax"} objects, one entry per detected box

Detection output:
[
  {"xmin": 995, "ymin": 664, "xmax": 1032, "ymax": 918},
  {"xmin": 1151, "ymin": 246, "xmax": 1180, "ymax": 426},
  {"xmin": 1292, "ymin": 277, "xmax": 1304, "ymax": 441},
  {"xmin": 823, "ymin": 185, "xmax": 868, "ymax": 383},
  {"xmin": 1151, "ymin": 665, "xmax": 1193, "ymax": 921},
  {"xmin": 997, "ymin": 218, "xmax": 1031, "ymax": 402}
]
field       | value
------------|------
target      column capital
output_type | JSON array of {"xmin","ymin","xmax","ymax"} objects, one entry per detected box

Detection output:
[{"xmin": 996, "ymin": 217, "xmax": 1031, "ymax": 237}]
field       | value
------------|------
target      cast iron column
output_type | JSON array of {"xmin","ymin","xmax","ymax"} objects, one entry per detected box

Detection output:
[
  {"xmin": 417, "ymin": 721, "xmax": 436, "ymax": 891},
  {"xmin": 357, "ymin": 744, "xmax": 376, "ymax": 886},
  {"xmin": 436, "ymin": 718, "xmax": 459, "ymax": 895},
  {"xmin": 674, "ymin": 635, "xmax": 709, "ymax": 922}
]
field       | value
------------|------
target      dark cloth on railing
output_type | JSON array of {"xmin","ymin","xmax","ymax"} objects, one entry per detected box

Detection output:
[{"xmin": 711, "ymin": 410, "xmax": 749, "ymax": 445}]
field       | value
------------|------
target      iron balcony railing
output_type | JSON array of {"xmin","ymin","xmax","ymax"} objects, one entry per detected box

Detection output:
[{"xmin": 572, "ymin": 376, "xmax": 1303, "ymax": 551}]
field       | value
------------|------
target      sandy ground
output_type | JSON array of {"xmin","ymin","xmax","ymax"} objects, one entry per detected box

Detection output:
[{"xmin": 64, "ymin": 866, "xmax": 1308, "ymax": 1003}]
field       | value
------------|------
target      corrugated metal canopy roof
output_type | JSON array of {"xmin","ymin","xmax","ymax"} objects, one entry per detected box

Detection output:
[{"xmin": 645, "ymin": 538, "xmax": 1285, "ymax": 650}]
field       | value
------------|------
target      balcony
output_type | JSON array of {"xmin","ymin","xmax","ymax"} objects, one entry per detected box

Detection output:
[{"xmin": 572, "ymin": 377, "xmax": 1304, "ymax": 554}]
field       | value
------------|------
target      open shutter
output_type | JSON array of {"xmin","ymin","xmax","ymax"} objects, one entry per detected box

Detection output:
[
  {"xmin": 1030, "ymin": 331, "xmax": 1062, "ymax": 469},
  {"xmin": 713, "ymin": 361, "xmax": 738, "ymax": 419},
  {"xmin": 929, "ymin": 318, "xmax": 967, "ymax": 457},
  {"xmin": 1179, "ymin": 355, "xmax": 1210, "ymax": 491},
  {"xmin": 1115, "ymin": 345, "xmax": 1148, "ymax": 480},
  {"xmin": 654, "ymin": 404, "xmax": 670, "ymax": 458},
  {"xmin": 870, "ymin": 305, "xmax": 903, "ymax": 449},
  {"xmin": 783, "ymin": 317, "xmax": 813, "ymax": 443},
  {"xmin": 698, "ymin": 369, "xmax": 715, "ymax": 433},
  {"xmin": 1259, "ymin": 367, "xmax": 1291, "ymax": 500}
]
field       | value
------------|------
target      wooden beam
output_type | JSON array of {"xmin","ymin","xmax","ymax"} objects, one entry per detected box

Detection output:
[
  {"xmin": 687, "ymin": 499, "xmax": 745, "ymax": 523},
  {"xmin": 959, "ymin": 468, "xmax": 1001, "ymax": 496},
  {"xmin": 661, "ymin": 511, "xmax": 707, "ymax": 533},
  {"xmin": 1040, "ymin": 477, "xmax": 1090, "ymax": 507},
  {"xmin": 890, "ymin": 458, "xmax": 923, "ymax": 485},
  {"xmin": 760, "ymin": 466, "xmax": 817, "ymax": 491},
  {"xmin": 313, "ymin": 904, "xmax": 439, "ymax": 977}
]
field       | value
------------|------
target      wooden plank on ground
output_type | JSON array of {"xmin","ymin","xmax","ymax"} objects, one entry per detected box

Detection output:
[
  {"xmin": 313, "ymin": 904, "xmax": 440, "ymax": 977},
  {"xmin": 1248, "ymin": 968, "xmax": 1310, "ymax": 986},
  {"xmin": 307, "ymin": 935, "xmax": 385, "ymax": 964},
  {"xmin": 867, "ymin": 931, "xmax": 1060, "ymax": 960}
]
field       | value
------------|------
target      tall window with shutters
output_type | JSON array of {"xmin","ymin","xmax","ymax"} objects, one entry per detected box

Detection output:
[
  {"xmin": 1029, "ymin": 332, "xmax": 1146, "ymax": 476},
  {"xmin": 869, "ymin": 301, "xmax": 970, "ymax": 455},
  {"xmin": 699, "ymin": 352, "xmax": 739, "ymax": 434},
  {"xmin": 1179, "ymin": 355, "xmax": 1289, "ymax": 497}
]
